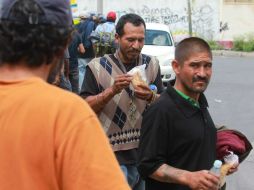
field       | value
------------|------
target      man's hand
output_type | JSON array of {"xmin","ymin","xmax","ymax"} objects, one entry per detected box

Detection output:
[
  {"xmin": 226, "ymin": 163, "xmax": 239, "ymax": 175},
  {"xmin": 134, "ymin": 83, "xmax": 153, "ymax": 101},
  {"xmin": 112, "ymin": 74, "xmax": 133, "ymax": 94},
  {"xmin": 78, "ymin": 43, "xmax": 85, "ymax": 54},
  {"xmin": 150, "ymin": 164, "xmax": 220, "ymax": 190},
  {"xmin": 185, "ymin": 170, "xmax": 220, "ymax": 190}
]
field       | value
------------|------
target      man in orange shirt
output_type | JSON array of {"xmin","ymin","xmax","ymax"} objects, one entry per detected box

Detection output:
[{"xmin": 0, "ymin": 0, "xmax": 130, "ymax": 190}]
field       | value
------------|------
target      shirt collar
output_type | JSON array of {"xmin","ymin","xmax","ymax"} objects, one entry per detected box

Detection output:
[
  {"xmin": 166, "ymin": 85, "xmax": 209, "ymax": 118},
  {"xmin": 175, "ymin": 89, "xmax": 200, "ymax": 108}
]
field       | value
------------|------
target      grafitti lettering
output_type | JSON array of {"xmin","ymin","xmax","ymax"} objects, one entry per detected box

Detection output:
[
  {"xmin": 117, "ymin": 4, "xmax": 216, "ymax": 41},
  {"xmin": 220, "ymin": 21, "xmax": 229, "ymax": 32}
]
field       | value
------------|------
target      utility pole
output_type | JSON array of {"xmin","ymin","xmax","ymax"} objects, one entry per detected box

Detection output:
[
  {"xmin": 97, "ymin": 0, "xmax": 103, "ymax": 14},
  {"xmin": 187, "ymin": 0, "xmax": 193, "ymax": 36}
]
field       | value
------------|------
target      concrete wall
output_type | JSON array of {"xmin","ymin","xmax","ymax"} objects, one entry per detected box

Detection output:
[
  {"xmin": 77, "ymin": 0, "xmax": 220, "ymax": 42},
  {"xmin": 76, "ymin": 0, "xmax": 254, "ymax": 44},
  {"xmin": 220, "ymin": 2, "xmax": 254, "ymax": 41},
  {"xmin": 76, "ymin": 0, "xmax": 97, "ymax": 14}
]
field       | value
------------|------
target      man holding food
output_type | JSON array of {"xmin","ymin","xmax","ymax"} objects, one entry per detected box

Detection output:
[
  {"xmin": 80, "ymin": 13, "xmax": 163, "ymax": 190},
  {"xmin": 137, "ymin": 37, "xmax": 239, "ymax": 190}
]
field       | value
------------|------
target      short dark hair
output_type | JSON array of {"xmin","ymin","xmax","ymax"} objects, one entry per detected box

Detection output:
[
  {"xmin": 0, "ymin": 0, "xmax": 73, "ymax": 68},
  {"xmin": 175, "ymin": 37, "xmax": 212, "ymax": 64},
  {"xmin": 115, "ymin": 13, "xmax": 146, "ymax": 37}
]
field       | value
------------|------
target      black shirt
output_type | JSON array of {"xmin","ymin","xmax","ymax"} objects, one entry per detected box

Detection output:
[
  {"xmin": 68, "ymin": 31, "xmax": 82, "ymax": 60},
  {"xmin": 68, "ymin": 31, "xmax": 82, "ymax": 70},
  {"xmin": 138, "ymin": 85, "xmax": 217, "ymax": 190}
]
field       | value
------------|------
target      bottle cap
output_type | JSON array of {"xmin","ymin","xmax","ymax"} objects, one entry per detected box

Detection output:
[
  {"xmin": 213, "ymin": 160, "xmax": 222, "ymax": 168},
  {"xmin": 149, "ymin": 84, "xmax": 157, "ymax": 92}
]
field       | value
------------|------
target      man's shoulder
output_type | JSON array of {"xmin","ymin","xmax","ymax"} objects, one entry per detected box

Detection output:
[
  {"xmin": 141, "ymin": 53, "xmax": 157, "ymax": 63},
  {"xmin": 145, "ymin": 91, "xmax": 174, "ymax": 118},
  {"xmin": 15, "ymin": 78, "xmax": 89, "ymax": 113},
  {"xmin": 89, "ymin": 54, "xmax": 116, "ymax": 64},
  {"xmin": 33, "ymin": 80, "xmax": 82, "ymax": 104},
  {"xmin": 73, "ymin": 31, "xmax": 81, "ymax": 40},
  {"xmin": 104, "ymin": 22, "xmax": 115, "ymax": 29},
  {"xmin": 87, "ymin": 57, "xmax": 102, "ymax": 67},
  {"xmin": 95, "ymin": 24, "xmax": 103, "ymax": 32},
  {"xmin": 150, "ymin": 88, "xmax": 176, "ymax": 111},
  {"xmin": 43, "ymin": 84, "xmax": 96, "ymax": 117},
  {"xmin": 140, "ymin": 54, "xmax": 159, "ymax": 70},
  {"xmin": 141, "ymin": 53, "xmax": 152, "ymax": 58}
]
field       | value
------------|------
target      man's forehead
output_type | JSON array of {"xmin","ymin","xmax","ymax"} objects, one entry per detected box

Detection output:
[
  {"xmin": 123, "ymin": 22, "xmax": 145, "ymax": 31},
  {"xmin": 122, "ymin": 25, "xmax": 144, "ymax": 39},
  {"xmin": 187, "ymin": 51, "xmax": 212, "ymax": 60}
]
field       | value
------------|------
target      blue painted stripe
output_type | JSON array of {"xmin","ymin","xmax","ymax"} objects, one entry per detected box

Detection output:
[{"xmin": 100, "ymin": 57, "xmax": 112, "ymax": 75}]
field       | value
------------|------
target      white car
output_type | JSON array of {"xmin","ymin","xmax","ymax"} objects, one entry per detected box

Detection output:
[{"xmin": 142, "ymin": 23, "xmax": 175, "ymax": 86}]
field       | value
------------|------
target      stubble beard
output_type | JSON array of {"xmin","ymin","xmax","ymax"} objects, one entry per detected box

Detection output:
[{"xmin": 182, "ymin": 79, "xmax": 210, "ymax": 94}]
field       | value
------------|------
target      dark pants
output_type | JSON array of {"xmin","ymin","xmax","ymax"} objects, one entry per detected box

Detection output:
[
  {"xmin": 69, "ymin": 66, "xmax": 79, "ymax": 94},
  {"xmin": 69, "ymin": 59, "xmax": 79, "ymax": 94},
  {"xmin": 78, "ymin": 58, "xmax": 92, "ymax": 90},
  {"xmin": 120, "ymin": 164, "xmax": 145, "ymax": 190}
]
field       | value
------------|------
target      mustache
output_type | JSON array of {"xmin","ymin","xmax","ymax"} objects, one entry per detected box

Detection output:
[{"xmin": 192, "ymin": 76, "xmax": 209, "ymax": 83}]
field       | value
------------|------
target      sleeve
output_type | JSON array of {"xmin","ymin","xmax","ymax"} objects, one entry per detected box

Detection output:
[
  {"xmin": 77, "ymin": 32, "xmax": 82, "ymax": 45},
  {"xmin": 138, "ymin": 101, "xmax": 170, "ymax": 178},
  {"xmin": 95, "ymin": 24, "xmax": 103, "ymax": 33},
  {"xmin": 80, "ymin": 67, "xmax": 100, "ymax": 97},
  {"xmin": 55, "ymin": 100, "xmax": 130, "ymax": 190},
  {"xmin": 76, "ymin": 22, "xmax": 83, "ymax": 34},
  {"xmin": 83, "ymin": 21, "xmax": 95, "ymax": 48}
]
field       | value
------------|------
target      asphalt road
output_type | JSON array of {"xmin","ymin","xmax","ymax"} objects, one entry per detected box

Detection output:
[{"xmin": 205, "ymin": 56, "xmax": 254, "ymax": 190}]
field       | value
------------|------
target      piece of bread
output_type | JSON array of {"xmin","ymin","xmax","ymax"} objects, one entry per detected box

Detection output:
[
  {"xmin": 131, "ymin": 71, "xmax": 147, "ymax": 88},
  {"xmin": 220, "ymin": 163, "xmax": 233, "ymax": 187}
]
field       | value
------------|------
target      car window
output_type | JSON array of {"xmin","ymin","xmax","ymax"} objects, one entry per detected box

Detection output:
[{"xmin": 145, "ymin": 29, "xmax": 173, "ymax": 46}]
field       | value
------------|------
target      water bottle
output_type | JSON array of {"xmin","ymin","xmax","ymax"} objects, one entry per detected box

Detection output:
[{"xmin": 210, "ymin": 160, "xmax": 222, "ymax": 176}]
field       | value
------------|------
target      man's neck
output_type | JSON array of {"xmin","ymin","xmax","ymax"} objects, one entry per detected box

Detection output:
[
  {"xmin": 173, "ymin": 85, "xmax": 200, "ymax": 101},
  {"xmin": 0, "ymin": 63, "xmax": 50, "ymax": 81},
  {"xmin": 117, "ymin": 50, "xmax": 133, "ymax": 65}
]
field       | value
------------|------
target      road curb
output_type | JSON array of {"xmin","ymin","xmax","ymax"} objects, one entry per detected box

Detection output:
[{"xmin": 212, "ymin": 50, "xmax": 254, "ymax": 57}]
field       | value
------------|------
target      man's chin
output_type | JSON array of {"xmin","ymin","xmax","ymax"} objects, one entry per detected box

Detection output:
[
  {"xmin": 128, "ymin": 54, "xmax": 139, "ymax": 61},
  {"xmin": 193, "ymin": 86, "xmax": 207, "ymax": 93}
]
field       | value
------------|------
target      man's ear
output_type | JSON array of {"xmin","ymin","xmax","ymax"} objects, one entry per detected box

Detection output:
[
  {"xmin": 172, "ymin": 59, "xmax": 180, "ymax": 75},
  {"xmin": 115, "ymin": 33, "xmax": 120, "ymax": 44}
]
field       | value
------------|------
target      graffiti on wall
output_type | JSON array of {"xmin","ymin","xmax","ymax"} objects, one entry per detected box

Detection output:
[
  {"xmin": 220, "ymin": 21, "xmax": 229, "ymax": 32},
  {"xmin": 192, "ymin": 4, "xmax": 215, "ymax": 40},
  {"xmin": 116, "ymin": 5, "xmax": 188, "ymax": 25},
  {"xmin": 130, "ymin": 6, "xmax": 188, "ymax": 25},
  {"xmin": 116, "ymin": 4, "xmax": 216, "ymax": 41}
]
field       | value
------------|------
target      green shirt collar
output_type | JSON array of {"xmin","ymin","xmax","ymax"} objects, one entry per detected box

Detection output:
[{"xmin": 175, "ymin": 89, "xmax": 200, "ymax": 108}]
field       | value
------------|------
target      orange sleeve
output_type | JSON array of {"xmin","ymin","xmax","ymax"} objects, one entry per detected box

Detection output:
[{"xmin": 55, "ymin": 102, "xmax": 130, "ymax": 190}]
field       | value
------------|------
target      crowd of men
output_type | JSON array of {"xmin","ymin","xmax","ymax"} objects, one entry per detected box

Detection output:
[
  {"xmin": 1, "ymin": 0, "xmax": 252, "ymax": 190},
  {"xmin": 57, "ymin": 10, "xmax": 117, "ymax": 94}
]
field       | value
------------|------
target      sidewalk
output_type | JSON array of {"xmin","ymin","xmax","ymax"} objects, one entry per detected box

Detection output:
[{"xmin": 212, "ymin": 50, "xmax": 254, "ymax": 57}]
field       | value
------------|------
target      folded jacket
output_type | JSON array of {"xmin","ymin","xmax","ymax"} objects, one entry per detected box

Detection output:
[{"xmin": 216, "ymin": 130, "xmax": 246, "ymax": 160}]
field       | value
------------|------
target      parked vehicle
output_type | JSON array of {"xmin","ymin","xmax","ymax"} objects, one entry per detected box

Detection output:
[{"xmin": 142, "ymin": 23, "xmax": 175, "ymax": 86}]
